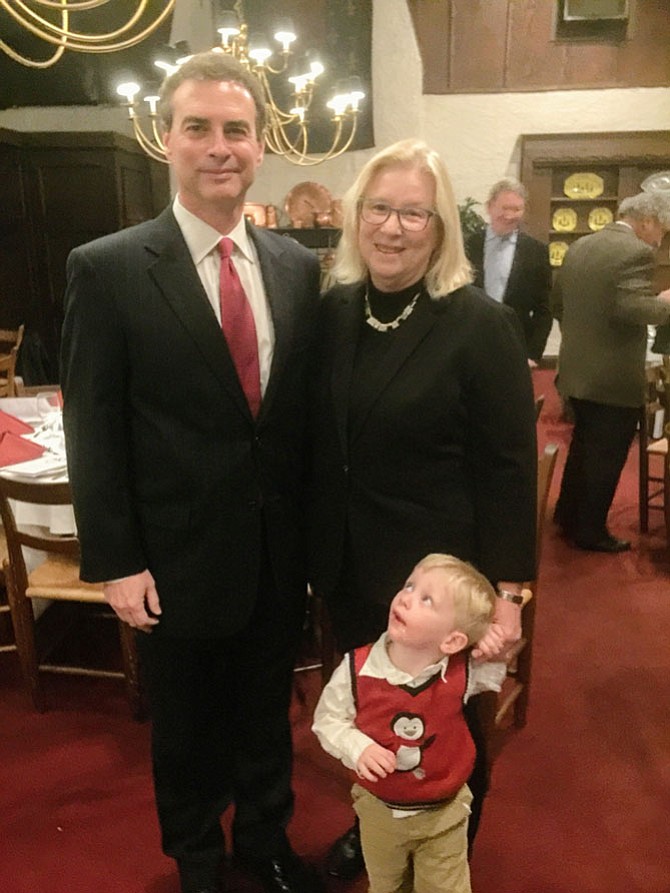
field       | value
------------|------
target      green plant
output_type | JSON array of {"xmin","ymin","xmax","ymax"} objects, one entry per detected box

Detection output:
[{"xmin": 458, "ymin": 197, "xmax": 486, "ymax": 239}]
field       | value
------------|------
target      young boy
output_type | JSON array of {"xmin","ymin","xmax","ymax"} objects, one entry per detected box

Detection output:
[{"xmin": 312, "ymin": 553, "xmax": 506, "ymax": 893}]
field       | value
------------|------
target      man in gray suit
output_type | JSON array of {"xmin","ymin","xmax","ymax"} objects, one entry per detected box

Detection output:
[
  {"xmin": 61, "ymin": 53, "xmax": 321, "ymax": 893},
  {"xmin": 553, "ymin": 191, "xmax": 670, "ymax": 552}
]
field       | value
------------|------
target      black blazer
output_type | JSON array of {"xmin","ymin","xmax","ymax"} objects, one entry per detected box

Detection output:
[
  {"xmin": 308, "ymin": 283, "xmax": 537, "ymax": 606},
  {"xmin": 467, "ymin": 230, "xmax": 553, "ymax": 362},
  {"xmin": 61, "ymin": 207, "xmax": 320, "ymax": 637}
]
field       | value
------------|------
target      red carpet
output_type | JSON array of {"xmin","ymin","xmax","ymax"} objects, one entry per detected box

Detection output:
[{"xmin": 1, "ymin": 369, "xmax": 669, "ymax": 893}]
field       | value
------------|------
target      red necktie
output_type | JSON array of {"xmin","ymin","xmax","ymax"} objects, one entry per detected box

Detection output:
[{"xmin": 218, "ymin": 237, "xmax": 261, "ymax": 417}]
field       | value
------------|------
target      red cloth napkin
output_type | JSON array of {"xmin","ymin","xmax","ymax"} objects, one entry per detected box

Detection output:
[
  {"xmin": 0, "ymin": 431, "xmax": 45, "ymax": 467},
  {"xmin": 0, "ymin": 409, "xmax": 33, "ymax": 436}
]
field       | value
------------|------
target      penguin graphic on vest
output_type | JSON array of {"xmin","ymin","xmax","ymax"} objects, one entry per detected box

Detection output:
[{"xmin": 391, "ymin": 712, "xmax": 436, "ymax": 779}]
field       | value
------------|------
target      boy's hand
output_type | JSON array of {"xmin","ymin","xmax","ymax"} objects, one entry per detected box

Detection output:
[
  {"xmin": 472, "ymin": 599, "xmax": 521, "ymax": 660},
  {"xmin": 356, "ymin": 744, "xmax": 397, "ymax": 782}
]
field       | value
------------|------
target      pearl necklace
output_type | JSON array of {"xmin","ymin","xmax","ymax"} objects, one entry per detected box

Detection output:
[{"xmin": 364, "ymin": 288, "xmax": 421, "ymax": 333}]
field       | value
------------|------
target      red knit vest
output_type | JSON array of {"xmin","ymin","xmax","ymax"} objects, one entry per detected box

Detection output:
[{"xmin": 351, "ymin": 644, "xmax": 475, "ymax": 809}]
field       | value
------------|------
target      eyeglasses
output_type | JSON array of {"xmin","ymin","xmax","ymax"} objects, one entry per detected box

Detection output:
[{"xmin": 359, "ymin": 199, "xmax": 437, "ymax": 232}]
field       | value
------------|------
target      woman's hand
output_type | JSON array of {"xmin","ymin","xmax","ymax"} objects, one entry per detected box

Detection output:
[{"xmin": 471, "ymin": 598, "xmax": 521, "ymax": 661}]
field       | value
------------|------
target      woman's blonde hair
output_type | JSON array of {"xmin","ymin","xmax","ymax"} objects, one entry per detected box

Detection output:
[
  {"xmin": 415, "ymin": 553, "xmax": 496, "ymax": 646},
  {"xmin": 332, "ymin": 139, "xmax": 473, "ymax": 297}
]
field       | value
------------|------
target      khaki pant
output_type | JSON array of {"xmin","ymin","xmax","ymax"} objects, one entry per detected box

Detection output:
[{"xmin": 352, "ymin": 783, "xmax": 472, "ymax": 893}]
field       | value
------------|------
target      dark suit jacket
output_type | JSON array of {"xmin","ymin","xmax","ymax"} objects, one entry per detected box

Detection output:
[
  {"xmin": 61, "ymin": 207, "xmax": 320, "ymax": 637},
  {"xmin": 308, "ymin": 283, "xmax": 537, "ymax": 606},
  {"xmin": 467, "ymin": 230, "xmax": 552, "ymax": 362}
]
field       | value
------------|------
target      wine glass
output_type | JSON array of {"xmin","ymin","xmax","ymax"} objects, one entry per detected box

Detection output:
[{"xmin": 35, "ymin": 391, "xmax": 62, "ymax": 434}]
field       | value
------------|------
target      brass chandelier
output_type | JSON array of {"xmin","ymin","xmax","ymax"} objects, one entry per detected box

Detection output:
[
  {"xmin": 116, "ymin": 1, "xmax": 365, "ymax": 166},
  {"xmin": 0, "ymin": 0, "xmax": 175, "ymax": 69}
]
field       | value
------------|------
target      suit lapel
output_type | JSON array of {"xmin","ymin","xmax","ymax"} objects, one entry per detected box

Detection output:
[
  {"xmin": 330, "ymin": 286, "xmax": 364, "ymax": 459},
  {"xmin": 469, "ymin": 231, "xmax": 485, "ymax": 289},
  {"xmin": 145, "ymin": 208, "xmax": 252, "ymax": 420},
  {"xmin": 249, "ymin": 225, "xmax": 294, "ymax": 421},
  {"xmin": 503, "ymin": 232, "xmax": 525, "ymax": 303}
]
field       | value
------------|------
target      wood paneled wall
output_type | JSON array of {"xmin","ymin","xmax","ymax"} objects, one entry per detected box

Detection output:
[
  {"xmin": 408, "ymin": 0, "xmax": 670, "ymax": 93},
  {"xmin": 0, "ymin": 130, "xmax": 168, "ymax": 380}
]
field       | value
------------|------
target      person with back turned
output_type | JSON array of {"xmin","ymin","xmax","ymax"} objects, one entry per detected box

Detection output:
[
  {"xmin": 61, "ymin": 52, "xmax": 322, "ymax": 893},
  {"xmin": 553, "ymin": 191, "xmax": 670, "ymax": 552}
]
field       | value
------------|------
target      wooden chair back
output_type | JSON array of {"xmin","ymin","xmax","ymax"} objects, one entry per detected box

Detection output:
[
  {"xmin": 0, "ymin": 325, "xmax": 24, "ymax": 353},
  {"xmin": 0, "ymin": 325, "xmax": 25, "ymax": 398},
  {"xmin": 476, "ymin": 442, "xmax": 559, "ymax": 767},
  {"xmin": 639, "ymin": 362, "xmax": 669, "ymax": 533},
  {"xmin": 0, "ymin": 476, "xmax": 142, "ymax": 717},
  {"xmin": 0, "ymin": 526, "xmax": 15, "ymax": 655}
]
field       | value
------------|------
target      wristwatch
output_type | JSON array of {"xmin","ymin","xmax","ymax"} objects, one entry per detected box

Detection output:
[{"xmin": 496, "ymin": 588, "xmax": 524, "ymax": 605}]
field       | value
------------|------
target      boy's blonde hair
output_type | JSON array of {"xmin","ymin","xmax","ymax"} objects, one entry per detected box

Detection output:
[{"xmin": 416, "ymin": 553, "xmax": 496, "ymax": 646}]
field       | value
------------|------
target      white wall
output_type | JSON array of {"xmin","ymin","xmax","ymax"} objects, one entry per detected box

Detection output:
[
  {"xmin": 1, "ymin": 0, "xmax": 668, "ymax": 211},
  {"xmin": 251, "ymin": 0, "xmax": 670, "ymax": 210}
]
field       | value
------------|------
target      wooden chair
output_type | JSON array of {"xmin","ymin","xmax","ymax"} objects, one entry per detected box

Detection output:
[
  {"xmin": 534, "ymin": 394, "xmax": 545, "ymax": 421},
  {"xmin": 0, "ymin": 325, "xmax": 24, "ymax": 353},
  {"xmin": 0, "ymin": 526, "xmax": 16, "ymax": 656},
  {"xmin": 0, "ymin": 325, "xmax": 25, "ymax": 398},
  {"xmin": 476, "ymin": 442, "xmax": 560, "ymax": 765},
  {"xmin": 662, "ymin": 417, "xmax": 670, "ymax": 542},
  {"xmin": 0, "ymin": 477, "xmax": 142, "ymax": 717},
  {"xmin": 639, "ymin": 362, "xmax": 669, "ymax": 534}
]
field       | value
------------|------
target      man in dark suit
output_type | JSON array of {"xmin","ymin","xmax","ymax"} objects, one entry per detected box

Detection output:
[
  {"xmin": 467, "ymin": 178, "xmax": 552, "ymax": 366},
  {"xmin": 553, "ymin": 191, "xmax": 670, "ymax": 552},
  {"xmin": 60, "ymin": 53, "xmax": 321, "ymax": 893}
]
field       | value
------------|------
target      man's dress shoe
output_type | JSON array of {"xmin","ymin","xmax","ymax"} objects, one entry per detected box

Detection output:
[
  {"xmin": 324, "ymin": 823, "xmax": 365, "ymax": 880},
  {"xmin": 574, "ymin": 534, "xmax": 631, "ymax": 553},
  {"xmin": 236, "ymin": 845, "xmax": 324, "ymax": 893}
]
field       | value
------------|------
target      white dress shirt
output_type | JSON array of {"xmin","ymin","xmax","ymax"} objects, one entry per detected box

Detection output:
[
  {"xmin": 172, "ymin": 196, "xmax": 275, "ymax": 396},
  {"xmin": 483, "ymin": 225, "xmax": 518, "ymax": 303}
]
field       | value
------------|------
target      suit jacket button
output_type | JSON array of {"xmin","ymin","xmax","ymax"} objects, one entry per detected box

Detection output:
[{"xmin": 343, "ymin": 464, "xmax": 349, "ymax": 474}]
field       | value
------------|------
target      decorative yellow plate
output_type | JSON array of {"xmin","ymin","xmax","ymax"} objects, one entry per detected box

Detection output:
[
  {"xmin": 552, "ymin": 207, "xmax": 578, "ymax": 232},
  {"xmin": 549, "ymin": 241, "xmax": 569, "ymax": 267},
  {"xmin": 563, "ymin": 172, "xmax": 604, "ymax": 200},
  {"xmin": 588, "ymin": 207, "xmax": 614, "ymax": 231}
]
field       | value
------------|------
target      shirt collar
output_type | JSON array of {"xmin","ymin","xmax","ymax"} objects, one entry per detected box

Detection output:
[
  {"xmin": 172, "ymin": 195, "xmax": 255, "ymax": 264},
  {"xmin": 359, "ymin": 632, "xmax": 451, "ymax": 685},
  {"xmin": 485, "ymin": 224, "xmax": 518, "ymax": 245}
]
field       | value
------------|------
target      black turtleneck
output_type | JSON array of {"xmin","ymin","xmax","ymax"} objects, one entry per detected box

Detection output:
[
  {"xmin": 366, "ymin": 278, "xmax": 425, "ymax": 324},
  {"xmin": 348, "ymin": 278, "xmax": 426, "ymax": 440}
]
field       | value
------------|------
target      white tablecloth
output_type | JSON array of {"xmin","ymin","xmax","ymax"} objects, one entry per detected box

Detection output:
[{"xmin": 0, "ymin": 396, "xmax": 76, "ymax": 536}]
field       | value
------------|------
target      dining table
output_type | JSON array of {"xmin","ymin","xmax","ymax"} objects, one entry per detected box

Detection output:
[{"xmin": 0, "ymin": 395, "xmax": 76, "ymax": 538}]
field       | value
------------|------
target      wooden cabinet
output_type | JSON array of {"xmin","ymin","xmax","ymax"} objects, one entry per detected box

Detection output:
[
  {"xmin": 520, "ymin": 132, "xmax": 670, "ymax": 287},
  {"xmin": 0, "ymin": 129, "xmax": 169, "ymax": 381},
  {"xmin": 274, "ymin": 227, "xmax": 340, "ymax": 250}
]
